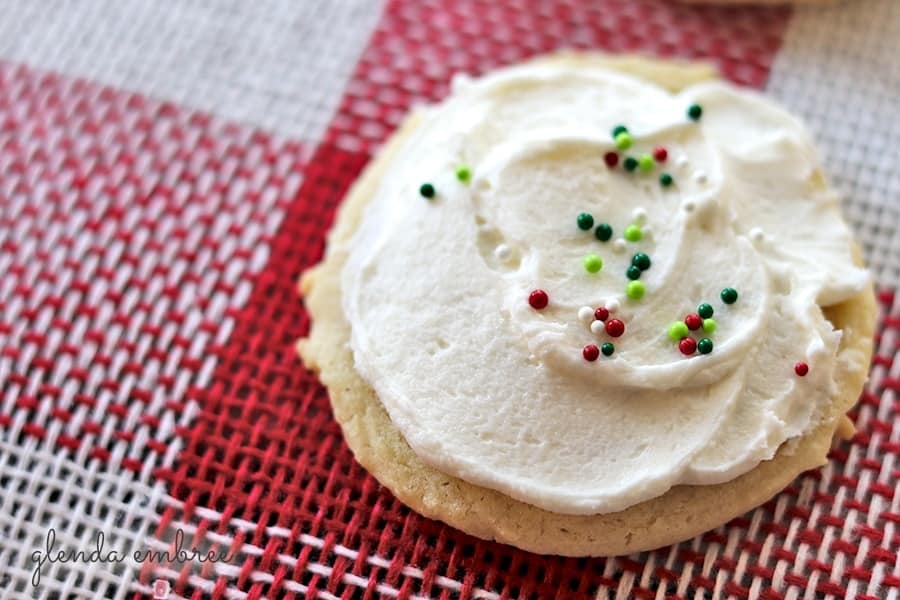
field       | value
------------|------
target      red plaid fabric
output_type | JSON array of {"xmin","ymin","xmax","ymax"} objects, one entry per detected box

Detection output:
[{"xmin": 1, "ymin": 1, "xmax": 897, "ymax": 598}]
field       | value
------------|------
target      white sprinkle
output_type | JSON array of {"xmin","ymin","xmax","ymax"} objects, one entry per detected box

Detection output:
[
  {"xmin": 642, "ymin": 226, "xmax": 653, "ymax": 240},
  {"xmin": 578, "ymin": 306, "xmax": 594, "ymax": 323},
  {"xmin": 676, "ymin": 154, "xmax": 690, "ymax": 169},
  {"xmin": 606, "ymin": 299, "xmax": 620, "ymax": 313},
  {"xmin": 613, "ymin": 239, "xmax": 627, "ymax": 253},
  {"xmin": 494, "ymin": 244, "xmax": 511, "ymax": 261},
  {"xmin": 749, "ymin": 227, "xmax": 765, "ymax": 242},
  {"xmin": 631, "ymin": 207, "xmax": 647, "ymax": 225},
  {"xmin": 683, "ymin": 200, "xmax": 696, "ymax": 213},
  {"xmin": 590, "ymin": 320, "xmax": 605, "ymax": 334},
  {"xmin": 693, "ymin": 170, "xmax": 708, "ymax": 184}
]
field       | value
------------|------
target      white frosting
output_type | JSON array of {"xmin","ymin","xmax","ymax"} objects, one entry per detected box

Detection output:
[{"xmin": 340, "ymin": 62, "xmax": 869, "ymax": 515}]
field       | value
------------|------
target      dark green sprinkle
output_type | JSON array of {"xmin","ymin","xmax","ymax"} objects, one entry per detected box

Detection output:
[
  {"xmin": 626, "ymin": 265, "xmax": 642, "ymax": 280},
  {"xmin": 595, "ymin": 223, "xmax": 613, "ymax": 242},
  {"xmin": 697, "ymin": 338, "xmax": 713, "ymax": 354},
  {"xmin": 623, "ymin": 156, "xmax": 638, "ymax": 172},
  {"xmin": 577, "ymin": 212, "xmax": 594, "ymax": 231},
  {"xmin": 687, "ymin": 104, "xmax": 703, "ymax": 121},
  {"xmin": 419, "ymin": 183, "xmax": 435, "ymax": 198},
  {"xmin": 611, "ymin": 125, "xmax": 628, "ymax": 138},
  {"xmin": 632, "ymin": 252, "xmax": 651, "ymax": 271},
  {"xmin": 698, "ymin": 303, "xmax": 714, "ymax": 319},
  {"xmin": 721, "ymin": 287, "xmax": 738, "ymax": 304},
  {"xmin": 601, "ymin": 342, "xmax": 615, "ymax": 356},
  {"xmin": 660, "ymin": 172, "xmax": 674, "ymax": 187}
]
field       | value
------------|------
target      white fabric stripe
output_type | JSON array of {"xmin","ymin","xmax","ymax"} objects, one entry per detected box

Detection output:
[
  {"xmin": 0, "ymin": 0, "xmax": 384, "ymax": 142},
  {"xmin": 766, "ymin": 0, "xmax": 900, "ymax": 287}
]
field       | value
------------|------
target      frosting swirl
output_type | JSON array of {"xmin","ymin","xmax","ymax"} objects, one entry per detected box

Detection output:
[{"xmin": 340, "ymin": 61, "xmax": 869, "ymax": 515}]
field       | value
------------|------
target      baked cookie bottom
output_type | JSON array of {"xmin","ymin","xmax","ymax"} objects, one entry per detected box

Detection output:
[{"xmin": 297, "ymin": 54, "xmax": 876, "ymax": 556}]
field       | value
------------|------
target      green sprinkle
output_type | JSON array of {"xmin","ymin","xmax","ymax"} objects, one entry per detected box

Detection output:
[
  {"xmin": 583, "ymin": 253, "xmax": 603, "ymax": 274},
  {"xmin": 626, "ymin": 265, "xmax": 642, "ymax": 280},
  {"xmin": 624, "ymin": 224, "xmax": 643, "ymax": 242},
  {"xmin": 419, "ymin": 183, "xmax": 435, "ymax": 198},
  {"xmin": 632, "ymin": 252, "xmax": 651, "ymax": 271},
  {"xmin": 577, "ymin": 212, "xmax": 594, "ymax": 231},
  {"xmin": 601, "ymin": 342, "xmax": 615, "ymax": 356},
  {"xmin": 456, "ymin": 166, "xmax": 471, "ymax": 182},
  {"xmin": 721, "ymin": 287, "xmax": 738, "ymax": 304},
  {"xmin": 668, "ymin": 321, "xmax": 689, "ymax": 341},
  {"xmin": 638, "ymin": 154, "xmax": 654, "ymax": 173},
  {"xmin": 623, "ymin": 156, "xmax": 639, "ymax": 172},
  {"xmin": 697, "ymin": 338, "xmax": 713, "ymax": 354},
  {"xmin": 660, "ymin": 172, "xmax": 674, "ymax": 187},
  {"xmin": 702, "ymin": 318, "xmax": 717, "ymax": 334},
  {"xmin": 697, "ymin": 303, "xmax": 714, "ymax": 319},
  {"xmin": 611, "ymin": 125, "xmax": 628, "ymax": 138},
  {"xmin": 626, "ymin": 280, "xmax": 645, "ymax": 300},
  {"xmin": 615, "ymin": 132, "xmax": 633, "ymax": 151},
  {"xmin": 594, "ymin": 223, "xmax": 613, "ymax": 242},
  {"xmin": 687, "ymin": 103, "xmax": 703, "ymax": 121}
]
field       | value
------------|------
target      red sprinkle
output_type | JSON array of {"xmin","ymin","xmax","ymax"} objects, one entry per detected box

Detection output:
[
  {"xmin": 583, "ymin": 344, "xmax": 600, "ymax": 362},
  {"xmin": 605, "ymin": 319, "xmax": 625, "ymax": 338},
  {"xmin": 795, "ymin": 361, "xmax": 809, "ymax": 376},
  {"xmin": 604, "ymin": 151, "xmax": 619, "ymax": 168},
  {"xmin": 528, "ymin": 289, "xmax": 549, "ymax": 310},
  {"xmin": 594, "ymin": 307, "xmax": 609, "ymax": 322},
  {"xmin": 653, "ymin": 146, "xmax": 668, "ymax": 162},
  {"xmin": 684, "ymin": 313, "xmax": 702, "ymax": 330},
  {"xmin": 679, "ymin": 337, "xmax": 697, "ymax": 355}
]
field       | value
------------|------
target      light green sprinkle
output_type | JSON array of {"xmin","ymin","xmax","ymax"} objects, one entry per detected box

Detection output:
[
  {"xmin": 624, "ymin": 224, "xmax": 643, "ymax": 242},
  {"xmin": 638, "ymin": 153, "xmax": 654, "ymax": 173},
  {"xmin": 702, "ymin": 318, "xmax": 717, "ymax": 333},
  {"xmin": 456, "ymin": 165, "xmax": 471, "ymax": 182},
  {"xmin": 626, "ymin": 280, "xmax": 645, "ymax": 300},
  {"xmin": 668, "ymin": 321, "xmax": 689, "ymax": 341},
  {"xmin": 583, "ymin": 253, "xmax": 603, "ymax": 274},
  {"xmin": 614, "ymin": 132, "xmax": 633, "ymax": 151}
]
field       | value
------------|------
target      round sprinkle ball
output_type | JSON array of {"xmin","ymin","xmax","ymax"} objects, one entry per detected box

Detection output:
[
  {"xmin": 721, "ymin": 287, "xmax": 739, "ymax": 304},
  {"xmin": 626, "ymin": 280, "xmax": 645, "ymax": 300},
  {"xmin": 624, "ymin": 224, "xmax": 643, "ymax": 242},
  {"xmin": 590, "ymin": 320, "xmax": 605, "ymax": 334},
  {"xmin": 604, "ymin": 151, "xmax": 619, "ymax": 168},
  {"xmin": 419, "ymin": 182, "xmax": 435, "ymax": 198},
  {"xmin": 595, "ymin": 223, "xmax": 613, "ymax": 242},
  {"xmin": 605, "ymin": 318, "xmax": 625, "ymax": 338},
  {"xmin": 601, "ymin": 342, "xmax": 615, "ymax": 357},
  {"xmin": 684, "ymin": 313, "xmax": 702, "ymax": 331},
  {"xmin": 702, "ymin": 318, "xmax": 717, "ymax": 334},
  {"xmin": 631, "ymin": 207, "xmax": 647, "ymax": 225},
  {"xmin": 687, "ymin": 103, "xmax": 703, "ymax": 121},
  {"xmin": 456, "ymin": 166, "xmax": 471, "ymax": 182},
  {"xmin": 494, "ymin": 244, "xmax": 511, "ymax": 262},
  {"xmin": 577, "ymin": 212, "xmax": 595, "ymax": 231},
  {"xmin": 668, "ymin": 321, "xmax": 689, "ymax": 341},
  {"xmin": 528, "ymin": 289, "xmax": 548, "ymax": 310},
  {"xmin": 697, "ymin": 303, "xmax": 714, "ymax": 319},
  {"xmin": 594, "ymin": 307, "xmax": 609, "ymax": 322},
  {"xmin": 583, "ymin": 254, "xmax": 603, "ymax": 274},
  {"xmin": 578, "ymin": 306, "xmax": 594, "ymax": 323},
  {"xmin": 659, "ymin": 172, "xmax": 674, "ymax": 187},
  {"xmin": 679, "ymin": 337, "xmax": 697, "ymax": 355},
  {"xmin": 615, "ymin": 132, "xmax": 633, "ymax": 150},
  {"xmin": 638, "ymin": 154, "xmax": 654, "ymax": 173},
  {"xmin": 632, "ymin": 252, "xmax": 651, "ymax": 271},
  {"xmin": 612, "ymin": 239, "xmax": 627, "ymax": 253},
  {"xmin": 626, "ymin": 265, "xmax": 642, "ymax": 280},
  {"xmin": 612, "ymin": 124, "xmax": 628, "ymax": 138},
  {"xmin": 583, "ymin": 344, "xmax": 600, "ymax": 362},
  {"xmin": 795, "ymin": 361, "xmax": 809, "ymax": 376},
  {"xmin": 623, "ymin": 156, "xmax": 639, "ymax": 172},
  {"xmin": 697, "ymin": 338, "xmax": 713, "ymax": 354},
  {"xmin": 653, "ymin": 146, "xmax": 668, "ymax": 162}
]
